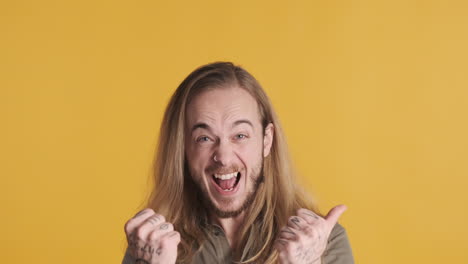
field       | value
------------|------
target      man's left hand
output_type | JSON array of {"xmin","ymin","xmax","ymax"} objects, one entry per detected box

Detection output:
[{"xmin": 274, "ymin": 205, "xmax": 347, "ymax": 264}]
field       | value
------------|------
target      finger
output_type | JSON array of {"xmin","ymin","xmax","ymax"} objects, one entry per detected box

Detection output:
[
  {"xmin": 138, "ymin": 214, "xmax": 166, "ymax": 233},
  {"xmin": 153, "ymin": 231, "xmax": 181, "ymax": 263},
  {"xmin": 147, "ymin": 222, "xmax": 175, "ymax": 242},
  {"xmin": 133, "ymin": 208, "xmax": 155, "ymax": 219},
  {"xmin": 324, "ymin": 204, "xmax": 347, "ymax": 227},
  {"xmin": 135, "ymin": 217, "xmax": 170, "ymax": 243},
  {"xmin": 149, "ymin": 231, "xmax": 180, "ymax": 256},
  {"xmin": 160, "ymin": 231, "xmax": 181, "ymax": 246},
  {"xmin": 297, "ymin": 208, "xmax": 322, "ymax": 224},
  {"xmin": 287, "ymin": 216, "xmax": 308, "ymax": 230},
  {"xmin": 125, "ymin": 209, "xmax": 157, "ymax": 236},
  {"xmin": 278, "ymin": 227, "xmax": 297, "ymax": 240},
  {"xmin": 274, "ymin": 239, "xmax": 292, "ymax": 263},
  {"xmin": 274, "ymin": 238, "xmax": 288, "ymax": 252},
  {"xmin": 143, "ymin": 214, "xmax": 166, "ymax": 227},
  {"xmin": 156, "ymin": 222, "xmax": 174, "ymax": 233}
]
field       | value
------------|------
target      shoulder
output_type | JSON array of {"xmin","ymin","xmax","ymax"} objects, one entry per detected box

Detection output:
[
  {"xmin": 322, "ymin": 222, "xmax": 355, "ymax": 264},
  {"xmin": 328, "ymin": 222, "xmax": 346, "ymax": 242}
]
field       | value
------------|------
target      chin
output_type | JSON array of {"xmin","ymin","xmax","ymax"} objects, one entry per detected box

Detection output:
[
  {"xmin": 211, "ymin": 205, "xmax": 246, "ymax": 218},
  {"xmin": 207, "ymin": 189, "xmax": 258, "ymax": 218},
  {"xmin": 207, "ymin": 194, "xmax": 243, "ymax": 215}
]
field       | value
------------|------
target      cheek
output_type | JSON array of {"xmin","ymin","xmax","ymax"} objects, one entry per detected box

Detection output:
[
  {"xmin": 238, "ymin": 141, "xmax": 263, "ymax": 162},
  {"xmin": 186, "ymin": 148, "xmax": 210, "ymax": 175}
]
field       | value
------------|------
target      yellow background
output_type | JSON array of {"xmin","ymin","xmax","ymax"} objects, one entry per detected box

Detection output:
[{"xmin": 1, "ymin": 0, "xmax": 467, "ymax": 263}]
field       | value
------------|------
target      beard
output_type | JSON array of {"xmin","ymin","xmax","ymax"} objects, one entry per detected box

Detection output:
[{"xmin": 190, "ymin": 156, "xmax": 264, "ymax": 219}]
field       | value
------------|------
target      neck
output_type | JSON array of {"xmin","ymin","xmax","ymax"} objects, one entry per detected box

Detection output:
[{"xmin": 210, "ymin": 212, "xmax": 246, "ymax": 249}]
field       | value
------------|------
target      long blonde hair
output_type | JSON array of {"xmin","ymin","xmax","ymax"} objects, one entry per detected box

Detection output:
[{"xmin": 145, "ymin": 62, "xmax": 320, "ymax": 263}]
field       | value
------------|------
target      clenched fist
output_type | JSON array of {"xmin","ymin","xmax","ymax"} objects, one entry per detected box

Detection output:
[
  {"xmin": 124, "ymin": 208, "xmax": 180, "ymax": 264},
  {"xmin": 275, "ymin": 205, "xmax": 347, "ymax": 264}
]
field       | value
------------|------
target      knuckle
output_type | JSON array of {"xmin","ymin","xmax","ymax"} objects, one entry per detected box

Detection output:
[
  {"xmin": 135, "ymin": 227, "xmax": 146, "ymax": 239},
  {"xmin": 309, "ymin": 227, "xmax": 319, "ymax": 238},
  {"xmin": 288, "ymin": 216, "xmax": 302, "ymax": 228},
  {"xmin": 303, "ymin": 225, "xmax": 313, "ymax": 235},
  {"xmin": 175, "ymin": 233, "xmax": 181, "ymax": 243},
  {"xmin": 124, "ymin": 221, "xmax": 132, "ymax": 234},
  {"xmin": 274, "ymin": 243, "xmax": 281, "ymax": 251},
  {"xmin": 284, "ymin": 241, "xmax": 294, "ymax": 252},
  {"xmin": 275, "ymin": 242, "xmax": 285, "ymax": 252},
  {"xmin": 154, "ymin": 214, "xmax": 166, "ymax": 223},
  {"xmin": 155, "ymin": 222, "xmax": 174, "ymax": 232},
  {"xmin": 275, "ymin": 239, "xmax": 287, "ymax": 249},
  {"xmin": 159, "ymin": 235, "xmax": 174, "ymax": 247},
  {"xmin": 145, "ymin": 210, "xmax": 156, "ymax": 217},
  {"xmin": 136, "ymin": 208, "xmax": 154, "ymax": 217},
  {"xmin": 296, "ymin": 233, "xmax": 307, "ymax": 244},
  {"xmin": 290, "ymin": 234, "xmax": 299, "ymax": 242},
  {"xmin": 148, "ymin": 230, "xmax": 160, "ymax": 241},
  {"xmin": 172, "ymin": 231, "xmax": 181, "ymax": 240},
  {"xmin": 164, "ymin": 222, "xmax": 174, "ymax": 231}
]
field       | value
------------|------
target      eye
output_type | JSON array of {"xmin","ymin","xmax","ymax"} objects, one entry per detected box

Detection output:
[
  {"xmin": 196, "ymin": 136, "xmax": 211, "ymax": 143},
  {"xmin": 235, "ymin": 134, "xmax": 248, "ymax": 140}
]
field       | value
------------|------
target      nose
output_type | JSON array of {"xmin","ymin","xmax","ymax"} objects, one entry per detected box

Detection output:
[{"xmin": 213, "ymin": 140, "xmax": 234, "ymax": 166}]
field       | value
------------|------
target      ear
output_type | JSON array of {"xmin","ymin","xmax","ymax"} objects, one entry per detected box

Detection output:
[{"xmin": 263, "ymin": 123, "xmax": 274, "ymax": 157}]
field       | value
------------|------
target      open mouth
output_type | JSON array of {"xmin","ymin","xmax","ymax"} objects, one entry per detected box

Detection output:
[{"xmin": 212, "ymin": 171, "xmax": 241, "ymax": 192}]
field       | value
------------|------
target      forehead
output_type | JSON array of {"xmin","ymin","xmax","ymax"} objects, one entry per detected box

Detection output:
[{"xmin": 186, "ymin": 86, "xmax": 261, "ymax": 127}]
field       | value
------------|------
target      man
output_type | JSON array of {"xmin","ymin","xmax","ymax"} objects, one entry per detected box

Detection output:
[{"xmin": 122, "ymin": 62, "xmax": 354, "ymax": 264}]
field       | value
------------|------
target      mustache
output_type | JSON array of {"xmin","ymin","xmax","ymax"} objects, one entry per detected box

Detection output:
[{"xmin": 205, "ymin": 164, "xmax": 243, "ymax": 175}]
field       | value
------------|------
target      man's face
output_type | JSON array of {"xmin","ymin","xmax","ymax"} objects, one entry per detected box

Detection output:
[{"xmin": 185, "ymin": 86, "xmax": 273, "ymax": 218}]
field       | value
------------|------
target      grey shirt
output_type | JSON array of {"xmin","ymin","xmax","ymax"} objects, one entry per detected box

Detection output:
[{"xmin": 122, "ymin": 222, "xmax": 354, "ymax": 263}]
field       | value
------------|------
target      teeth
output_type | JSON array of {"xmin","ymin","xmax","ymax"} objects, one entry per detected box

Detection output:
[
  {"xmin": 223, "ymin": 188, "xmax": 234, "ymax": 191},
  {"xmin": 214, "ymin": 172, "xmax": 238, "ymax": 180}
]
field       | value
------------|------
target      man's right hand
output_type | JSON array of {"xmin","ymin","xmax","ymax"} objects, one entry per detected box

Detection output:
[{"xmin": 124, "ymin": 208, "xmax": 180, "ymax": 264}]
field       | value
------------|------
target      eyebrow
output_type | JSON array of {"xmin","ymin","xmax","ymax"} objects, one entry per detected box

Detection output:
[
  {"xmin": 191, "ymin": 119, "xmax": 254, "ymax": 133},
  {"xmin": 232, "ymin": 119, "xmax": 254, "ymax": 129},
  {"xmin": 191, "ymin": 122, "xmax": 212, "ymax": 133}
]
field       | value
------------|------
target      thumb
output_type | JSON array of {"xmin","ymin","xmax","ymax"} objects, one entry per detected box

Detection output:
[{"xmin": 324, "ymin": 204, "xmax": 347, "ymax": 227}]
